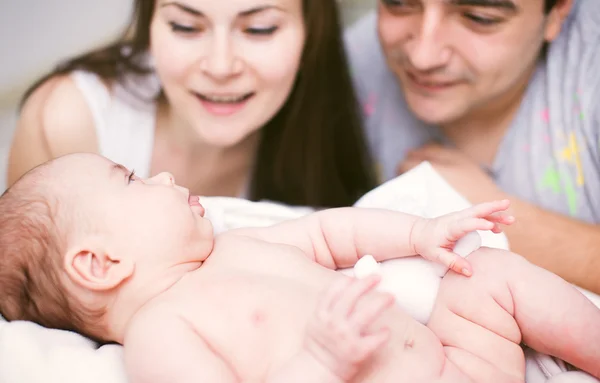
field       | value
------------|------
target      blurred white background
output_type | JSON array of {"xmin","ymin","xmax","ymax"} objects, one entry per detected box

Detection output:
[{"xmin": 0, "ymin": 0, "xmax": 376, "ymax": 192}]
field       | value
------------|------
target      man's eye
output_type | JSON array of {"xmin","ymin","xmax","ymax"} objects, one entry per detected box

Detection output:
[{"xmin": 464, "ymin": 13, "xmax": 500, "ymax": 26}]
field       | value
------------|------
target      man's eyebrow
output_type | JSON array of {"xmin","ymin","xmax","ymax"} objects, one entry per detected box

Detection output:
[
  {"xmin": 160, "ymin": 1, "xmax": 203, "ymax": 16},
  {"xmin": 449, "ymin": 0, "xmax": 518, "ymax": 11}
]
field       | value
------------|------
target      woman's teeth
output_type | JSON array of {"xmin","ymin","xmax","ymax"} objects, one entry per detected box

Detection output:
[{"xmin": 198, "ymin": 93, "xmax": 251, "ymax": 103}]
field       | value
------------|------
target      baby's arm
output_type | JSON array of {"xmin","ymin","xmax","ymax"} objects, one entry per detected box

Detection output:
[
  {"xmin": 124, "ymin": 310, "xmax": 362, "ymax": 383},
  {"xmin": 229, "ymin": 200, "xmax": 512, "ymax": 275}
]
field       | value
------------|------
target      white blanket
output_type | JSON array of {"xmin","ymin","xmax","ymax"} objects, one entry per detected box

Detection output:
[{"xmin": 1, "ymin": 162, "xmax": 598, "ymax": 383}]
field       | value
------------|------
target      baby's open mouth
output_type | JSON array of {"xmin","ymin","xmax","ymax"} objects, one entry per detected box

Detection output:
[{"xmin": 188, "ymin": 194, "xmax": 205, "ymax": 217}]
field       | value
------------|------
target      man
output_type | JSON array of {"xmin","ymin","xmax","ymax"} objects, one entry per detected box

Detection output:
[{"xmin": 345, "ymin": 0, "xmax": 600, "ymax": 294}]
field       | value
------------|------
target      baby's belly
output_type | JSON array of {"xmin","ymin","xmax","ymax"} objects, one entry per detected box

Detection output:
[{"xmin": 179, "ymin": 271, "xmax": 453, "ymax": 382}]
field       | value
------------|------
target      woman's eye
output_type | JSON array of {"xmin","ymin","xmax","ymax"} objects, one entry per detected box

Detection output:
[
  {"xmin": 169, "ymin": 22, "xmax": 198, "ymax": 34},
  {"xmin": 245, "ymin": 26, "xmax": 278, "ymax": 35}
]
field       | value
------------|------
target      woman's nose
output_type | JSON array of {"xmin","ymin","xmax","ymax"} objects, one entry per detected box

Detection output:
[{"xmin": 199, "ymin": 32, "xmax": 243, "ymax": 81}]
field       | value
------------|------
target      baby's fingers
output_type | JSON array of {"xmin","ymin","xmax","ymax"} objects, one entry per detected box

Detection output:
[
  {"xmin": 332, "ymin": 275, "xmax": 382, "ymax": 318},
  {"xmin": 350, "ymin": 292, "xmax": 395, "ymax": 331},
  {"xmin": 482, "ymin": 212, "xmax": 515, "ymax": 226},
  {"xmin": 319, "ymin": 276, "xmax": 353, "ymax": 313},
  {"xmin": 355, "ymin": 329, "xmax": 391, "ymax": 361},
  {"xmin": 447, "ymin": 217, "xmax": 495, "ymax": 241},
  {"xmin": 437, "ymin": 250, "xmax": 472, "ymax": 277},
  {"xmin": 463, "ymin": 199, "xmax": 511, "ymax": 219}
]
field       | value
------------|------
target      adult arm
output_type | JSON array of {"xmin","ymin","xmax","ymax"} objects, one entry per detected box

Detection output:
[{"xmin": 7, "ymin": 75, "xmax": 98, "ymax": 186}]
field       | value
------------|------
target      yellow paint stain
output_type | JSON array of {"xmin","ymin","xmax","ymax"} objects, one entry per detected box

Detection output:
[{"xmin": 559, "ymin": 132, "xmax": 585, "ymax": 186}]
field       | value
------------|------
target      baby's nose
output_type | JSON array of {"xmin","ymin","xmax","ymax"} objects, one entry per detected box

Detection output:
[{"xmin": 149, "ymin": 172, "xmax": 175, "ymax": 186}]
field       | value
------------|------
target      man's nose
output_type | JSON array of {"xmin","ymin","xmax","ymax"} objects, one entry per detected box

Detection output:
[{"xmin": 404, "ymin": 9, "xmax": 451, "ymax": 71}]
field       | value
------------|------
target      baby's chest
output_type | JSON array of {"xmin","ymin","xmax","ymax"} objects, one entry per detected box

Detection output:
[{"xmin": 180, "ymin": 273, "xmax": 323, "ymax": 376}]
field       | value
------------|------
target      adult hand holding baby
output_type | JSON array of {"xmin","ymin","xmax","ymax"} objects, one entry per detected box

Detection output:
[{"xmin": 409, "ymin": 199, "xmax": 515, "ymax": 277}]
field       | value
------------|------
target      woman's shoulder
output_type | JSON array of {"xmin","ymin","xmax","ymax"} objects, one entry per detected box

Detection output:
[
  {"xmin": 25, "ymin": 73, "xmax": 100, "ymax": 152},
  {"xmin": 13, "ymin": 74, "xmax": 97, "ymax": 163},
  {"xmin": 7, "ymin": 73, "xmax": 101, "ymax": 185}
]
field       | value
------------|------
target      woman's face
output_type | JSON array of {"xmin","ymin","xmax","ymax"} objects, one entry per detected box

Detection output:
[{"xmin": 150, "ymin": 0, "xmax": 305, "ymax": 147}]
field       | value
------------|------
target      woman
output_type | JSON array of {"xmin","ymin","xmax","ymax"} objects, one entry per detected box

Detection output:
[{"xmin": 8, "ymin": 0, "xmax": 376, "ymax": 207}]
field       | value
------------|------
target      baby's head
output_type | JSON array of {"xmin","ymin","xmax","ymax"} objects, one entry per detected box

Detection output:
[{"xmin": 0, "ymin": 153, "xmax": 213, "ymax": 341}]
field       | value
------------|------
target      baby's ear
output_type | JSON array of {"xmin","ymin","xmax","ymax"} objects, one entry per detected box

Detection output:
[{"xmin": 64, "ymin": 240, "xmax": 134, "ymax": 291}]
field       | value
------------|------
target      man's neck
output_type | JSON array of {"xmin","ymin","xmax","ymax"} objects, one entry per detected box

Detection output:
[{"xmin": 440, "ymin": 64, "xmax": 536, "ymax": 167}]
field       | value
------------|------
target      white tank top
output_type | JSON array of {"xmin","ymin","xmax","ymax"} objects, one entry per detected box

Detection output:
[{"xmin": 70, "ymin": 70, "xmax": 159, "ymax": 178}]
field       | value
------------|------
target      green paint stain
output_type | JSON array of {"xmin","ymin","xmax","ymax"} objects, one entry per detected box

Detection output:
[
  {"xmin": 539, "ymin": 165, "xmax": 578, "ymax": 217},
  {"xmin": 561, "ymin": 170, "xmax": 578, "ymax": 217},
  {"xmin": 540, "ymin": 167, "xmax": 562, "ymax": 193}
]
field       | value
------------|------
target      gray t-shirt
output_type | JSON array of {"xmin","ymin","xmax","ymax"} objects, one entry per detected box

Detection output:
[{"xmin": 345, "ymin": 0, "xmax": 600, "ymax": 223}]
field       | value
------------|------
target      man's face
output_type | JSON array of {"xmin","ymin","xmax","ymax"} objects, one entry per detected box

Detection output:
[{"xmin": 377, "ymin": 0, "xmax": 565, "ymax": 125}]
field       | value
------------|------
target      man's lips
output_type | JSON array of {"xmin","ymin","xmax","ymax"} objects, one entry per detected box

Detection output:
[
  {"xmin": 406, "ymin": 71, "xmax": 460, "ymax": 90},
  {"xmin": 188, "ymin": 194, "xmax": 205, "ymax": 217}
]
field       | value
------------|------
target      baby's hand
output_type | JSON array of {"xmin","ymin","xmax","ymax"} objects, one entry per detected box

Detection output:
[
  {"xmin": 303, "ymin": 275, "xmax": 394, "ymax": 382},
  {"xmin": 410, "ymin": 199, "xmax": 515, "ymax": 277}
]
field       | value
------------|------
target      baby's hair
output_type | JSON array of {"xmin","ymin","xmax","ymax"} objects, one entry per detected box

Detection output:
[{"xmin": 0, "ymin": 169, "xmax": 105, "ymax": 341}]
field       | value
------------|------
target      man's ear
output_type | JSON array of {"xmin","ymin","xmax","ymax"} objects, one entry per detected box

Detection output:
[
  {"xmin": 64, "ymin": 241, "xmax": 134, "ymax": 291},
  {"xmin": 544, "ymin": 0, "xmax": 574, "ymax": 42}
]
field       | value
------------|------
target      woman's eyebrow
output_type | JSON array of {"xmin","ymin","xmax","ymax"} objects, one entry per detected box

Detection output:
[
  {"xmin": 239, "ymin": 5, "xmax": 283, "ymax": 17},
  {"xmin": 160, "ymin": 1, "xmax": 203, "ymax": 16}
]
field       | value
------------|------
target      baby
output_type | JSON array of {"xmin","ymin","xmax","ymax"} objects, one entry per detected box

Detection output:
[{"xmin": 1, "ymin": 153, "xmax": 599, "ymax": 383}]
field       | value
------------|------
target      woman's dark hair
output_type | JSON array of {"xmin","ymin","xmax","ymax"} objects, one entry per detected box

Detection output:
[{"xmin": 21, "ymin": 0, "xmax": 377, "ymax": 208}]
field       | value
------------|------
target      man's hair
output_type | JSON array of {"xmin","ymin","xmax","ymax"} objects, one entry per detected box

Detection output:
[
  {"xmin": 545, "ymin": 0, "xmax": 559, "ymax": 13},
  {"xmin": 0, "ymin": 174, "xmax": 104, "ymax": 341}
]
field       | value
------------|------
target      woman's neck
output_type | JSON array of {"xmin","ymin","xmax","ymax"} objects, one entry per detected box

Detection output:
[{"xmin": 152, "ymin": 101, "xmax": 259, "ymax": 196}]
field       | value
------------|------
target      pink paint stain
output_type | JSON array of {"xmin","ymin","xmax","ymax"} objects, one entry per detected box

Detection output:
[
  {"xmin": 541, "ymin": 108, "xmax": 550, "ymax": 123},
  {"xmin": 543, "ymin": 134, "xmax": 551, "ymax": 143},
  {"xmin": 523, "ymin": 144, "xmax": 531, "ymax": 153},
  {"xmin": 363, "ymin": 92, "xmax": 377, "ymax": 117}
]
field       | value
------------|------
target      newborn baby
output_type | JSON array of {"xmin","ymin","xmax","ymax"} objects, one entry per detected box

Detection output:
[{"xmin": 1, "ymin": 153, "xmax": 599, "ymax": 383}]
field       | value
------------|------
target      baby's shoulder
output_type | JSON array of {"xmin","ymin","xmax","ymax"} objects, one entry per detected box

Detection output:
[
  {"xmin": 212, "ymin": 231, "xmax": 282, "ymax": 255},
  {"xmin": 124, "ymin": 301, "xmax": 185, "ymax": 344}
]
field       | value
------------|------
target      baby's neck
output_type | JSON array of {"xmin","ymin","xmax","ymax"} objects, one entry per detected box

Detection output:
[{"xmin": 104, "ymin": 262, "xmax": 202, "ymax": 344}]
